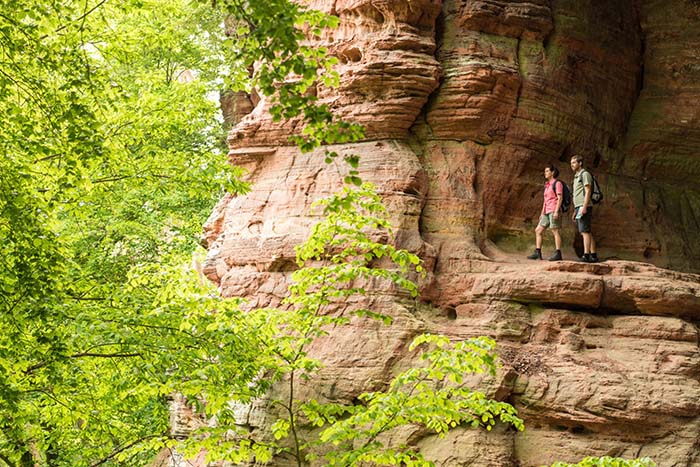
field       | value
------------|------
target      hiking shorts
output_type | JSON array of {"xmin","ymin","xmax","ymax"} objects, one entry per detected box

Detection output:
[
  {"xmin": 538, "ymin": 212, "xmax": 561, "ymax": 229},
  {"xmin": 575, "ymin": 206, "xmax": 592, "ymax": 233}
]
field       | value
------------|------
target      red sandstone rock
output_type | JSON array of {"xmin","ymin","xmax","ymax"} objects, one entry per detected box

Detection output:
[
  {"xmin": 222, "ymin": 0, "xmax": 700, "ymax": 272},
  {"xmin": 178, "ymin": 1, "xmax": 700, "ymax": 466}
]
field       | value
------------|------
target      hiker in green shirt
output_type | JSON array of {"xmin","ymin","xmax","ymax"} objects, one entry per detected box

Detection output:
[{"xmin": 570, "ymin": 155, "xmax": 598, "ymax": 263}]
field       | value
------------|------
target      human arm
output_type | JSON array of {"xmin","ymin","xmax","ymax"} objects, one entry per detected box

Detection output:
[
  {"xmin": 581, "ymin": 171, "xmax": 593, "ymax": 214},
  {"xmin": 541, "ymin": 185, "xmax": 546, "ymax": 215},
  {"xmin": 581, "ymin": 184, "xmax": 591, "ymax": 214}
]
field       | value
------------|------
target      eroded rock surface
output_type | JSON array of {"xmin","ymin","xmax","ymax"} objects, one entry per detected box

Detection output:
[{"xmin": 182, "ymin": 0, "xmax": 700, "ymax": 466}]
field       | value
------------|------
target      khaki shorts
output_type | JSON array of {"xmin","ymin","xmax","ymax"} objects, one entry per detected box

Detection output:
[{"xmin": 538, "ymin": 212, "xmax": 561, "ymax": 229}]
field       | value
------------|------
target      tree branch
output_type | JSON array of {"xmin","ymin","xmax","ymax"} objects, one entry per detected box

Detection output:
[
  {"xmin": 51, "ymin": 0, "xmax": 109, "ymax": 37},
  {"xmin": 71, "ymin": 352, "xmax": 141, "ymax": 358},
  {"xmin": 287, "ymin": 370, "xmax": 302, "ymax": 467},
  {"xmin": 0, "ymin": 452, "xmax": 18, "ymax": 467},
  {"xmin": 88, "ymin": 434, "xmax": 163, "ymax": 467},
  {"xmin": 25, "ymin": 352, "xmax": 142, "ymax": 374}
]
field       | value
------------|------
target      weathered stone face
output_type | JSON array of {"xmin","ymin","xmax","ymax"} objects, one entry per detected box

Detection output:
[
  {"xmin": 223, "ymin": 0, "xmax": 700, "ymax": 272},
  {"xmin": 197, "ymin": 1, "xmax": 700, "ymax": 466}
]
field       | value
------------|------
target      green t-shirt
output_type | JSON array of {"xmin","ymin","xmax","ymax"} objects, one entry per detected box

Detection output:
[{"xmin": 573, "ymin": 169, "xmax": 593, "ymax": 207}]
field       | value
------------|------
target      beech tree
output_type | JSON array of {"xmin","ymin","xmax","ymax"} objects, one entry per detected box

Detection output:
[
  {"xmin": 1, "ymin": 1, "xmax": 241, "ymax": 464},
  {"xmin": 1, "ymin": 0, "xmax": 360, "ymax": 464}
]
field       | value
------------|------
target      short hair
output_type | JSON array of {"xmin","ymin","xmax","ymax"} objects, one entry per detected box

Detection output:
[
  {"xmin": 571, "ymin": 154, "xmax": 584, "ymax": 164},
  {"xmin": 545, "ymin": 163, "xmax": 559, "ymax": 179}
]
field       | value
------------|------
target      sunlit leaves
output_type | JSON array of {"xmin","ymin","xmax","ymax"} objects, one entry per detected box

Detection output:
[
  {"xmin": 213, "ymin": 0, "xmax": 365, "ymax": 152},
  {"xmin": 1, "ymin": 0, "xmax": 370, "ymax": 464},
  {"xmin": 545, "ymin": 457, "xmax": 657, "ymax": 467},
  {"xmin": 186, "ymin": 183, "xmax": 424, "ymax": 464},
  {"xmin": 0, "ymin": 0, "xmax": 244, "ymax": 464},
  {"xmin": 310, "ymin": 335, "xmax": 523, "ymax": 466},
  {"xmin": 205, "ymin": 185, "xmax": 523, "ymax": 467}
]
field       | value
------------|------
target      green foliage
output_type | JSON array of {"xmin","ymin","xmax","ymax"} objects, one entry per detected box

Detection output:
[
  {"xmin": 545, "ymin": 457, "xmax": 657, "ymax": 467},
  {"xmin": 215, "ymin": 0, "xmax": 364, "ymax": 151},
  {"xmin": 1, "ymin": 0, "xmax": 245, "ymax": 464},
  {"xmin": 311, "ymin": 335, "xmax": 523, "ymax": 467},
  {"xmin": 278, "ymin": 183, "xmax": 423, "ymax": 379},
  {"xmin": 0, "ymin": 2, "xmax": 658, "ymax": 467},
  {"xmin": 171, "ymin": 184, "xmax": 524, "ymax": 467},
  {"xmin": 175, "ymin": 183, "xmax": 426, "ymax": 464},
  {"xmin": 1, "ymin": 0, "xmax": 368, "ymax": 463}
]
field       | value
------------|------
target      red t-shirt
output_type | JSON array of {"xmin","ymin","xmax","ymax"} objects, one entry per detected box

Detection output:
[{"xmin": 543, "ymin": 179, "xmax": 563, "ymax": 214}]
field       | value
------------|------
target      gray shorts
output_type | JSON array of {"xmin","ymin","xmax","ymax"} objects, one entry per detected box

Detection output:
[
  {"xmin": 538, "ymin": 212, "xmax": 561, "ymax": 229},
  {"xmin": 575, "ymin": 206, "xmax": 592, "ymax": 233}
]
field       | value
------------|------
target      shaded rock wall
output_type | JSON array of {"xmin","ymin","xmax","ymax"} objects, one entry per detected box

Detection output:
[
  {"xmin": 197, "ymin": 1, "xmax": 700, "ymax": 466},
  {"xmin": 224, "ymin": 0, "xmax": 700, "ymax": 271}
]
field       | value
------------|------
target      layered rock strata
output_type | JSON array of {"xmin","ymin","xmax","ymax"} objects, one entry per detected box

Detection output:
[
  {"xmin": 225, "ymin": 0, "xmax": 700, "ymax": 271},
  {"xmin": 187, "ymin": 0, "xmax": 700, "ymax": 466},
  {"xmin": 198, "ymin": 144, "xmax": 700, "ymax": 467}
]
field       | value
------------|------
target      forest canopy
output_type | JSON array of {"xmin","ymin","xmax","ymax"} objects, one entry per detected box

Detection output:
[{"xmin": 0, "ymin": 0, "xmax": 332, "ymax": 464}]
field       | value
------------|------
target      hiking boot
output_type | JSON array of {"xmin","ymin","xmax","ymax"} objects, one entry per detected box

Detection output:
[
  {"xmin": 548, "ymin": 250, "xmax": 562, "ymax": 261},
  {"xmin": 527, "ymin": 249, "xmax": 542, "ymax": 260},
  {"xmin": 578, "ymin": 254, "xmax": 591, "ymax": 263},
  {"xmin": 589, "ymin": 253, "xmax": 600, "ymax": 263}
]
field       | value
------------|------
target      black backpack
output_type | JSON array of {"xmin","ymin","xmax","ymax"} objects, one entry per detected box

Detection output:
[
  {"xmin": 582, "ymin": 170, "xmax": 603, "ymax": 204},
  {"xmin": 550, "ymin": 180, "xmax": 572, "ymax": 212}
]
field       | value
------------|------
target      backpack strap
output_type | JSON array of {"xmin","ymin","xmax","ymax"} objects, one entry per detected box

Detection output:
[
  {"xmin": 581, "ymin": 169, "xmax": 593, "ymax": 184},
  {"xmin": 551, "ymin": 179, "xmax": 561, "ymax": 197}
]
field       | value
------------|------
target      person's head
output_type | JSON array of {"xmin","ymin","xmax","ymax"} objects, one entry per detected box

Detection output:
[
  {"xmin": 544, "ymin": 164, "xmax": 559, "ymax": 180},
  {"xmin": 570, "ymin": 155, "xmax": 584, "ymax": 172}
]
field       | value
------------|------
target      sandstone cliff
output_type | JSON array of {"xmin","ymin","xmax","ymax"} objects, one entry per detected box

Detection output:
[{"xmin": 197, "ymin": 1, "xmax": 700, "ymax": 466}]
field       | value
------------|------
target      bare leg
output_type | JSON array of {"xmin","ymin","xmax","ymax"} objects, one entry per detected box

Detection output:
[
  {"xmin": 552, "ymin": 228, "xmax": 561, "ymax": 250},
  {"xmin": 582, "ymin": 232, "xmax": 591, "ymax": 254},
  {"xmin": 590, "ymin": 235, "xmax": 596, "ymax": 254},
  {"xmin": 535, "ymin": 225, "xmax": 544, "ymax": 249}
]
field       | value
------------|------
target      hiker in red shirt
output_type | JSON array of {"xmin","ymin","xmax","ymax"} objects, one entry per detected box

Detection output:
[{"xmin": 527, "ymin": 164, "xmax": 563, "ymax": 261}]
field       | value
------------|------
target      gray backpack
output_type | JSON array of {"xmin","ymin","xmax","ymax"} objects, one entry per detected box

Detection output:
[{"xmin": 583, "ymin": 170, "xmax": 603, "ymax": 204}]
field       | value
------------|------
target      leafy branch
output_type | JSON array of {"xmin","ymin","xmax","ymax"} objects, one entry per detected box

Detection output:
[
  {"xmin": 88, "ymin": 434, "xmax": 167, "ymax": 467},
  {"xmin": 309, "ymin": 335, "xmax": 524, "ymax": 467},
  {"xmin": 544, "ymin": 457, "xmax": 656, "ymax": 467}
]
